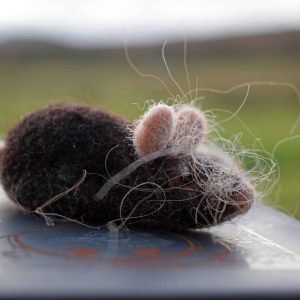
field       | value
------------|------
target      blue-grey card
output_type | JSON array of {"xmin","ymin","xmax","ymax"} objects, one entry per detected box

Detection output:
[{"xmin": 0, "ymin": 187, "xmax": 299, "ymax": 299}]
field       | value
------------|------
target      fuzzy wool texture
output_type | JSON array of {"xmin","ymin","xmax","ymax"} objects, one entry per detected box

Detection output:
[
  {"xmin": 0, "ymin": 103, "xmax": 254, "ymax": 230},
  {"xmin": 133, "ymin": 104, "xmax": 176, "ymax": 157},
  {"xmin": 174, "ymin": 105, "xmax": 207, "ymax": 148}
]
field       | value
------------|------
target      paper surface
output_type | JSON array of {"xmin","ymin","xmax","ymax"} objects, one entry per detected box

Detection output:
[{"xmin": 0, "ymin": 187, "xmax": 299, "ymax": 299}]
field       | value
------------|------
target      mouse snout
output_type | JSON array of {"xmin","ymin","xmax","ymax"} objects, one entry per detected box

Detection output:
[{"xmin": 233, "ymin": 181, "xmax": 254, "ymax": 214}]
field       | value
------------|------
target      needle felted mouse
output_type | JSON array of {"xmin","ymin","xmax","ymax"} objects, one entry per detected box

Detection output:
[{"xmin": 0, "ymin": 102, "xmax": 254, "ymax": 230}]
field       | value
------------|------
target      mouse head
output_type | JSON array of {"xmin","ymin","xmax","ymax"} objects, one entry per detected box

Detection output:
[{"xmin": 132, "ymin": 103, "xmax": 254, "ymax": 227}]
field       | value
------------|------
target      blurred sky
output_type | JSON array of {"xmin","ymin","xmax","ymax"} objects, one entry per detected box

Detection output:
[{"xmin": 0, "ymin": 0, "xmax": 299, "ymax": 46}]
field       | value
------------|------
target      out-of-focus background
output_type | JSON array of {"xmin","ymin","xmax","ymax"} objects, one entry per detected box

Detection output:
[{"xmin": 0, "ymin": 0, "xmax": 299, "ymax": 218}]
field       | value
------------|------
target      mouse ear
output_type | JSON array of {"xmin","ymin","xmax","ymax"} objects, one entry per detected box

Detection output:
[
  {"xmin": 133, "ymin": 104, "xmax": 176, "ymax": 157},
  {"xmin": 173, "ymin": 105, "xmax": 207, "ymax": 149}
]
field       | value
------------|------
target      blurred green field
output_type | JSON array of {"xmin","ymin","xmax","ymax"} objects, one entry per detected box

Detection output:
[{"xmin": 0, "ymin": 35, "xmax": 299, "ymax": 218}]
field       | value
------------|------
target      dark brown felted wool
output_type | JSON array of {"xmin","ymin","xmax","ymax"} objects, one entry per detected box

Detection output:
[
  {"xmin": 1, "ymin": 104, "xmax": 134, "ymax": 224},
  {"xmin": 0, "ymin": 103, "xmax": 254, "ymax": 230}
]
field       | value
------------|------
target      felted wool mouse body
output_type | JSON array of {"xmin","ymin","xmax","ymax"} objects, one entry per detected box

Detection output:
[{"xmin": 0, "ymin": 103, "xmax": 254, "ymax": 230}]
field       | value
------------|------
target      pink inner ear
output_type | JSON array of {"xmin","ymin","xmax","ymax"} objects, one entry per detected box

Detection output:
[
  {"xmin": 133, "ymin": 104, "xmax": 175, "ymax": 157},
  {"xmin": 174, "ymin": 105, "xmax": 207, "ymax": 147}
]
